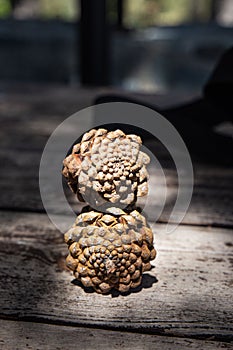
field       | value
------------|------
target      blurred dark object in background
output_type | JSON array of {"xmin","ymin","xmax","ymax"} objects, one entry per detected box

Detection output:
[
  {"xmin": 0, "ymin": 0, "xmax": 232, "ymax": 94},
  {"xmin": 0, "ymin": 0, "xmax": 232, "ymax": 165},
  {"xmin": 80, "ymin": 0, "xmax": 109, "ymax": 85},
  {"xmin": 95, "ymin": 47, "xmax": 233, "ymax": 166}
]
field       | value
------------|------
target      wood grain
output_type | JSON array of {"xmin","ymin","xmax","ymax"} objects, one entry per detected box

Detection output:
[
  {"xmin": 0, "ymin": 86, "xmax": 232, "ymax": 227},
  {"xmin": 0, "ymin": 86, "xmax": 232, "ymax": 347},
  {"xmin": 0, "ymin": 319, "xmax": 232, "ymax": 350},
  {"xmin": 0, "ymin": 149, "xmax": 232, "ymax": 227},
  {"xmin": 0, "ymin": 211, "xmax": 232, "ymax": 341}
]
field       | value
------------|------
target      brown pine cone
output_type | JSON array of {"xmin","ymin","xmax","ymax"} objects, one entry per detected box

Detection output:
[
  {"xmin": 64, "ymin": 208, "xmax": 156, "ymax": 294},
  {"xmin": 62, "ymin": 128, "xmax": 150, "ymax": 208}
]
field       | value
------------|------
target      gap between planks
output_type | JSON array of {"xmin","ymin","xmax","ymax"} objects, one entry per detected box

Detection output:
[{"xmin": 1, "ymin": 319, "xmax": 233, "ymax": 350}]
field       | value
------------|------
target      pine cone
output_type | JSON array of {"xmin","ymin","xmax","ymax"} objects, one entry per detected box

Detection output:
[
  {"xmin": 64, "ymin": 208, "xmax": 156, "ymax": 294},
  {"xmin": 62, "ymin": 129, "xmax": 150, "ymax": 208}
]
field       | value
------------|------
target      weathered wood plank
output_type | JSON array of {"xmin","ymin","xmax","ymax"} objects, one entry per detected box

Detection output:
[
  {"xmin": 0, "ymin": 84, "xmax": 196, "ymax": 123},
  {"xmin": 0, "ymin": 148, "xmax": 232, "ymax": 226},
  {"xmin": 0, "ymin": 211, "xmax": 232, "ymax": 341},
  {"xmin": 0, "ymin": 319, "xmax": 232, "ymax": 350},
  {"xmin": 0, "ymin": 86, "xmax": 232, "ymax": 227}
]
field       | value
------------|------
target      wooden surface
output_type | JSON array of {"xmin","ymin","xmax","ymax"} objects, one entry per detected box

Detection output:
[
  {"xmin": 1, "ymin": 148, "xmax": 232, "ymax": 227},
  {"xmin": 0, "ymin": 211, "xmax": 232, "ymax": 340},
  {"xmin": 1, "ymin": 319, "xmax": 233, "ymax": 350},
  {"xmin": 0, "ymin": 84, "xmax": 232, "ymax": 349}
]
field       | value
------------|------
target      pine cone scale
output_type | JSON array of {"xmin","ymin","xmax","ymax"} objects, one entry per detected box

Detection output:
[
  {"xmin": 63, "ymin": 128, "xmax": 157, "ymax": 294},
  {"xmin": 63, "ymin": 129, "xmax": 150, "ymax": 208},
  {"xmin": 64, "ymin": 208, "xmax": 156, "ymax": 294}
]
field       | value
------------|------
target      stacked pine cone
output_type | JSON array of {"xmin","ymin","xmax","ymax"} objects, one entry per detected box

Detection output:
[{"xmin": 63, "ymin": 128, "xmax": 156, "ymax": 294}]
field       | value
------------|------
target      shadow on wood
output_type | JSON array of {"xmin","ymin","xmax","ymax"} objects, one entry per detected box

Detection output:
[{"xmin": 71, "ymin": 273, "xmax": 158, "ymax": 298}]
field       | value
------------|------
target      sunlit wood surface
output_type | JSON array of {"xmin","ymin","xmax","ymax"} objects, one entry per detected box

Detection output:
[{"xmin": 0, "ymin": 84, "xmax": 232, "ymax": 349}]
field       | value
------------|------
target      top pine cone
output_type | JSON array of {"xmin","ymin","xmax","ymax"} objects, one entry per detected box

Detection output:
[{"xmin": 63, "ymin": 128, "xmax": 150, "ymax": 208}]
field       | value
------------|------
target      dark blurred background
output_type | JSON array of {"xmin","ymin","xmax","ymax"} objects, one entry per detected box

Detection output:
[{"xmin": 0, "ymin": 0, "xmax": 233, "ymax": 94}]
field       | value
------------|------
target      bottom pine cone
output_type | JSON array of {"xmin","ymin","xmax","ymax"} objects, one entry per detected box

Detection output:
[{"xmin": 64, "ymin": 208, "xmax": 156, "ymax": 294}]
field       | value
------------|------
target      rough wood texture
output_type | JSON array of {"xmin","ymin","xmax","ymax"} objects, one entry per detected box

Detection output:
[
  {"xmin": 0, "ymin": 148, "xmax": 232, "ymax": 227},
  {"xmin": 0, "ymin": 85, "xmax": 232, "ymax": 348},
  {"xmin": 0, "ymin": 85, "xmax": 232, "ymax": 227},
  {"xmin": 0, "ymin": 211, "xmax": 232, "ymax": 342},
  {"xmin": 0, "ymin": 319, "xmax": 232, "ymax": 350},
  {"xmin": 0, "ymin": 86, "xmax": 233, "ymax": 227}
]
